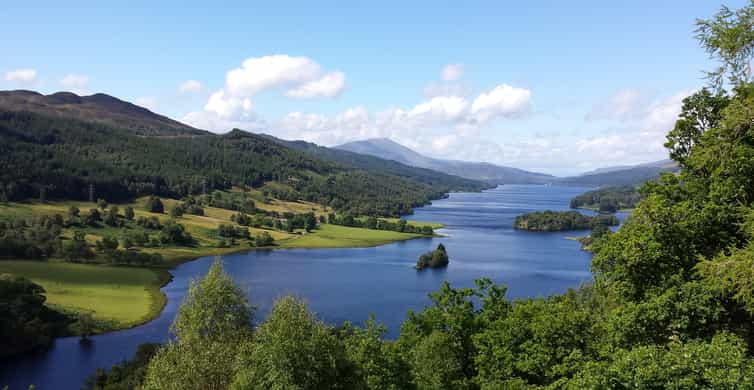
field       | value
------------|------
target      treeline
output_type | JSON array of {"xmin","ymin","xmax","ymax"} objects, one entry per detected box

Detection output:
[
  {"xmin": 0, "ymin": 203, "xmax": 210, "ymax": 266},
  {"xmin": 0, "ymin": 111, "xmax": 481, "ymax": 216},
  {"xmin": 570, "ymin": 185, "xmax": 642, "ymax": 212},
  {"xmin": 328, "ymin": 214, "xmax": 434, "ymax": 235},
  {"xmin": 0, "ymin": 274, "xmax": 70, "ymax": 359},
  {"xmin": 514, "ymin": 210, "xmax": 618, "ymax": 231}
]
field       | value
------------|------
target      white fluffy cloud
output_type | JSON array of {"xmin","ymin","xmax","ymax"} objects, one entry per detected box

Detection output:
[
  {"xmin": 286, "ymin": 71, "xmax": 346, "ymax": 98},
  {"xmin": 470, "ymin": 84, "xmax": 532, "ymax": 123},
  {"xmin": 4, "ymin": 68, "xmax": 37, "ymax": 84},
  {"xmin": 441, "ymin": 63, "xmax": 464, "ymax": 81},
  {"xmin": 60, "ymin": 74, "xmax": 89, "ymax": 93},
  {"xmin": 196, "ymin": 55, "xmax": 346, "ymax": 122},
  {"xmin": 178, "ymin": 79, "xmax": 202, "ymax": 94},
  {"xmin": 265, "ymin": 84, "xmax": 532, "ymax": 150}
]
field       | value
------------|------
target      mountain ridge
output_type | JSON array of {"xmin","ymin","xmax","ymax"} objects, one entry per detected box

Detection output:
[
  {"xmin": 0, "ymin": 90, "xmax": 206, "ymax": 136},
  {"xmin": 336, "ymin": 138, "xmax": 554, "ymax": 185}
]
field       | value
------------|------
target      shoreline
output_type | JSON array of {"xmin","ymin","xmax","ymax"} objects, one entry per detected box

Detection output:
[{"xmin": 9, "ymin": 222, "xmax": 442, "ymax": 339}]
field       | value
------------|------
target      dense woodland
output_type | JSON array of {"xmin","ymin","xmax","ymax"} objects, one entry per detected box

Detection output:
[
  {"xmin": 569, "ymin": 186, "xmax": 642, "ymax": 212},
  {"xmin": 0, "ymin": 112, "xmax": 483, "ymax": 217},
  {"xmin": 80, "ymin": 3, "xmax": 754, "ymax": 389},
  {"xmin": 514, "ymin": 210, "xmax": 618, "ymax": 232},
  {"xmin": 0, "ymin": 274, "xmax": 70, "ymax": 358}
]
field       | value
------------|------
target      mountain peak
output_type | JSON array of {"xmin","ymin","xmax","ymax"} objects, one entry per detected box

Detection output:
[
  {"xmin": 0, "ymin": 89, "xmax": 206, "ymax": 136},
  {"xmin": 336, "ymin": 138, "xmax": 553, "ymax": 184}
]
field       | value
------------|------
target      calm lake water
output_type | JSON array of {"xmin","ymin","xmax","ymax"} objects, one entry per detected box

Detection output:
[{"xmin": 1, "ymin": 185, "xmax": 627, "ymax": 389}]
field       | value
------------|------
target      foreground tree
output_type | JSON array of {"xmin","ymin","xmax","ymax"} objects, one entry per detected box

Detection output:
[
  {"xmin": 230, "ymin": 296, "xmax": 357, "ymax": 390},
  {"xmin": 141, "ymin": 258, "xmax": 253, "ymax": 390}
]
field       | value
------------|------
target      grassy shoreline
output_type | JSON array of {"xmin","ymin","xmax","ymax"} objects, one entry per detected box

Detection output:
[{"xmin": 1, "ymin": 198, "xmax": 441, "ymax": 336}]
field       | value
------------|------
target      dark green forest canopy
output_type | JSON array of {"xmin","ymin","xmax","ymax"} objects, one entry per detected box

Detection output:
[
  {"xmin": 514, "ymin": 210, "xmax": 618, "ymax": 231},
  {"xmin": 0, "ymin": 110, "xmax": 483, "ymax": 216},
  {"xmin": 570, "ymin": 186, "xmax": 642, "ymax": 212}
]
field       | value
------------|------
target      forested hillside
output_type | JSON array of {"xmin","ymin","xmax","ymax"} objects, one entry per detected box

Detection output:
[
  {"xmin": 570, "ymin": 186, "xmax": 642, "ymax": 212},
  {"xmin": 0, "ymin": 108, "xmax": 479, "ymax": 216},
  {"xmin": 0, "ymin": 90, "xmax": 206, "ymax": 136}
]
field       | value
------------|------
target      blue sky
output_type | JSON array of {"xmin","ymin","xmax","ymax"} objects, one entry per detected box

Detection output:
[{"xmin": 2, "ymin": 1, "xmax": 745, "ymax": 175}]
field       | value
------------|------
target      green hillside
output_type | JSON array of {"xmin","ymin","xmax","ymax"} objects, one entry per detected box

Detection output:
[{"xmin": 0, "ymin": 105, "xmax": 481, "ymax": 217}]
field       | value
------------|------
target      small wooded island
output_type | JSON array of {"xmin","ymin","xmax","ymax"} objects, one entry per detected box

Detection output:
[
  {"xmin": 514, "ymin": 210, "xmax": 618, "ymax": 232},
  {"xmin": 415, "ymin": 243, "xmax": 449, "ymax": 270}
]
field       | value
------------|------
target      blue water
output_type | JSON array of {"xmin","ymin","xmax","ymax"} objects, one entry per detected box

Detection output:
[{"xmin": 0, "ymin": 185, "xmax": 626, "ymax": 389}]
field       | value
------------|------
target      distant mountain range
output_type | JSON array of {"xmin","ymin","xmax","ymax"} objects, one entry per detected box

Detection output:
[
  {"xmin": 559, "ymin": 159, "xmax": 679, "ymax": 187},
  {"xmin": 336, "ymin": 138, "xmax": 555, "ymax": 185},
  {"xmin": 336, "ymin": 138, "xmax": 679, "ymax": 188},
  {"xmin": 0, "ymin": 89, "xmax": 679, "ymax": 193}
]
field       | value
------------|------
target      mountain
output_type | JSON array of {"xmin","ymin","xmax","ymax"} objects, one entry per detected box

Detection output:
[
  {"xmin": 0, "ymin": 90, "xmax": 206, "ymax": 136},
  {"xmin": 577, "ymin": 159, "xmax": 678, "ymax": 177},
  {"xmin": 559, "ymin": 159, "xmax": 679, "ymax": 187},
  {"xmin": 0, "ymin": 90, "xmax": 480, "ymax": 216},
  {"xmin": 259, "ymin": 135, "xmax": 487, "ymax": 193},
  {"xmin": 336, "ymin": 138, "xmax": 554, "ymax": 184}
]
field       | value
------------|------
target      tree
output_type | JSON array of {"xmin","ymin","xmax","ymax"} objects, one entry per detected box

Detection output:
[
  {"xmin": 416, "ymin": 244, "xmax": 449, "ymax": 270},
  {"xmin": 342, "ymin": 317, "xmax": 411, "ymax": 390},
  {"xmin": 255, "ymin": 231, "xmax": 274, "ymax": 247},
  {"xmin": 146, "ymin": 196, "xmax": 164, "ymax": 214},
  {"xmin": 62, "ymin": 231, "xmax": 93, "ymax": 262},
  {"xmin": 696, "ymin": 3, "xmax": 754, "ymax": 88},
  {"xmin": 78, "ymin": 312, "xmax": 95, "ymax": 340},
  {"xmin": 169, "ymin": 204, "xmax": 184, "ymax": 218},
  {"xmin": 665, "ymin": 89, "xmax": 729, "ymax": 166},
  {"xmin": 67, "ymin": 205, "xmax": 80, "ymax": 221},
  {"xmin": 159, "ymin": 221, "xmax": 193, "ymax": 246},
  {"xmin": 231, "ymin": 296, "xmax": 357, "ymax": 390},
  {"xmin": 124, "ymin": 206, "xmax": 135, "ymax": 220},
  {"xmin": 83, "ymin": 208, "xmax": 101, "ymax": 226},
  {"xmin": 142, "ymin": 258, "xmax": 253, "ymax": 390},
  {"xmin": 97, "ymin": 198, "xmax": 108, "ymax": 210},
  {"xmin": 0, "ymin": 274, "xmax": 67, "ymax": 359}
]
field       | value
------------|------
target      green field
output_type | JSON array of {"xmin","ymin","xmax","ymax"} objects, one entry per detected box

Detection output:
[
  {"xmin": 279, "ymin": 223, "xmax": 425, "ymax": 248},
  {"xmin": 0, "ymin": 198, "xmax": 439, "ymax": 333},
  {"xmin": 0, "ymin": 261, "xmax": 165, "ymax": 332}
]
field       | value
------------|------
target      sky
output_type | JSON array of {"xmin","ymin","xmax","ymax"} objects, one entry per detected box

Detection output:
[{"xmin": 2, "ymin": 1, "xmax": 746, "ymax": 176}]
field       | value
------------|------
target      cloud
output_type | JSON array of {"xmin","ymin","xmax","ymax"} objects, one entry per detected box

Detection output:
[
  {"xmin": 178, "ymin": 79, "xmax": 202, "ymax": 94},
  {"xmin": 286, "ymin": 71, "xmax": 346, "ymax": 98},
  {"xmin": 223, "ymin": 55, "xmax": 345, "ymax": 99},
  {"xmin": 469, "ymin": 84, "xmax": 532, "ymax": 123},
  {"xmin": 199, "ymin": 55, "xmax": 345, "ymax": 120},
  {"xmin": 4, "ymin": 68, "xmax": 37, "ymax": 84},
  {"xmin": 60, "ymin": 74, "xmax": 89, "ymax": 93},
  {"xmin": 585, "ymin": 88, "xmax": 654, "ymax": 122},
  {"xmin": 135, "ymin": 96, "xmax": 158, "ymax": 111},
  {"xmin": 204, "ymin": 90, "xmax": 254, "ymax": 119},
  {"xmin": 441, "ymin": 64, "xmax": 464, "ymax": 81}
]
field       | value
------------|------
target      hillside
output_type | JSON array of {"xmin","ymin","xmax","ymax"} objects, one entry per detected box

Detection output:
[
  {"xmin": 0, "ymin": 90, "xmax": 206, "ymax": 136},
  {"xmin": 336, "ymin": 138, "xmax": 554, "ymax": 184},
  {"xmin": 559, "ymin": 160, "xmax": 679, "ymax": 187},
  {"xmin": 0, "ymin": 92, "xmax": 479, "ymax": 216},
  {"xmin": 260, "ymin": 135, "xmax": 487, "ymax": 192}
]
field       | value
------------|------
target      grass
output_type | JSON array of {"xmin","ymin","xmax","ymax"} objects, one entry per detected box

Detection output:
[
  {"xmin": 0, "ymin": 260, "xmax": 166, "ymax": 332},
  {"xmin": 377, "ymin": 217, "xmax": 445, "ymax": 229},
  {"xmin": 278, "ymin": 223, "xmax": 424, "ymax": 248},
  {"xmin": 0, "ymin": 197, "xmax": 439, "ymax": 334}
]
